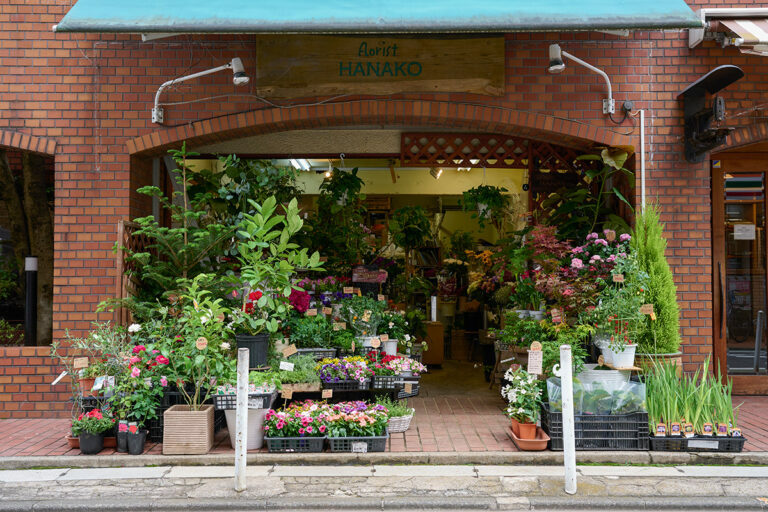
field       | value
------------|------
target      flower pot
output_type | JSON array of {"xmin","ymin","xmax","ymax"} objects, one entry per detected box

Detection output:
[
  {"xmin": 116, "ymin": 420, "xmax": 128, "ymax": 453},
  {"xmin": 162, "ymin": 404, "xmax": 214, "ymax": 455},
  {"xmin": 518, "ymin": 422, "xmax": 537, "ymax": 440},
  {"xmin": 601, "ymin": 346, "xmax": 615, "ymax": 366},
  {"xmin": 509, "ymin": 417, "xmax": 520, "ymax": 437},
  {"xmin": 529, "ymin": 310, "xmax": 545, "ymax": 321},
  {"xmin": 514, "ymin": 309, "xmax": 529, "ymax": 319},
  {"xmin": 65, "ymin": 434, "xmax": 79, "ymax": 449},
  {"xmin": 78, "ymin": 377, "xmax": 96, "ymax": 397},
  {"xmin": 611, "ymin": 344, "xmax": 637, "ymax": 368},
  {"xmin": 382, "ymin": 339, "xmax": 398, "ymax": 356},
  {"xmin": 236, "ymin": 333, "xmax": 269, "ymax": 369},
  {"xmin": 79, "ymin": 432, "xmax": 105, "ymax": 455},
  {"xmin": 224, "ymin": 408, "xmax": 268, "ymax": 450},
  {"xmin": 127, "ymin": 430, "xmax": 147, "ymax": 455}
]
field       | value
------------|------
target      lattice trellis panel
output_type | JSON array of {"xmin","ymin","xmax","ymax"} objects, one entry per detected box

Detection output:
[
  {"xmin": 401, "ymin": 133, "xmax": 530, "ymax": 169},
  {"xmin": 115, "ymin": 220, "xmax": 156, "ymax": 326}
]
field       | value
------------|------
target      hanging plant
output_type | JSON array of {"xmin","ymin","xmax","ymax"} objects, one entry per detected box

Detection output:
[{"xmin": 460, "ymin": 185, "xmax": 509, "ymax": 228}]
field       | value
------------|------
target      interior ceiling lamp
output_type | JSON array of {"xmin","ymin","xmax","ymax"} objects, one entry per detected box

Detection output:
[
  {"xmin": 152, "ymin": 57, "xmax": 250, "ymax": 124},
  {"xmin": 429, "ymin": 167, "xmax": 443, "ymax": 180},
  {"xmin": 290, "ymin": 158, "xmax": 311, "ymax": 171},
  {"xmin": 456, "ymin": 167, "xmax": 472, "ymax": 172},
  {"xmin": 548, "ymin": 44, "xmax": 615, "ymax": 114}
]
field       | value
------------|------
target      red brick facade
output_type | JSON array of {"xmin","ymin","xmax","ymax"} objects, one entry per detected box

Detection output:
[
  {"xmin": 2, "ymin": 1, "xmax": 768, "ymax": 416},
  {"xmin": 0, "ymin": 347, "xmax": 73, "ymax": 419}
]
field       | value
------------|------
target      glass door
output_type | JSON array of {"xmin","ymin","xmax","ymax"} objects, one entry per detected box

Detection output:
[{"xmin": 714, "ymin": 166, "xmax": 768, "ymax": 393}]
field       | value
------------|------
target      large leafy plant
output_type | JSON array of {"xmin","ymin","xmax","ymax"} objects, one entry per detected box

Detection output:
[
  {"xmin": 231, "ymin": 196, "xmax": 323, "ymax": 335},
  {"xmin": 389, "ymin": 206, "xmax": 431, "ymax": 259}
]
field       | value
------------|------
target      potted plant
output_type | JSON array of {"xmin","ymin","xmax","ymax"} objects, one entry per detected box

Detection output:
[
  {"xmin": 264, "ymin": 400, "xmax": 330, "ymax": 453},
  {"xmin": 388, "ymin": 205, "xmax": 431, "ymax": 277},
  {"xmin": 71, "ymin": 409, "xmax": 116, "ymax": 455},
  {"xmin": 286, "ymin": 314, "xmax": 337, "ymax": 359},
  {"xmin": 340, "ymin": 295, "xmax": 386, "ymax": 345},
  {"xmin": 501, "ymin": 367, "xmax": 542, "ymax": 440},
  {"xmin": 377, "ymin": 396, "xmax": 415, "ymax": 433},
  {"xmin": 378, "ymin": 312, "xmax": 408, "ymax": 356},
  {"xmin": 231, "ymin": 196, "xmax": 323, "ymax": 369},
  {"xmin": 326, "ymin": 401, "xmax": 390, "ymax": 452},
  {"xmin": 213, "ymin": 371, "xmax": 278, "ymax": 451},
  {"xmin": 316, "ymin": 356, "xmax": 374, "ymax": 391}
]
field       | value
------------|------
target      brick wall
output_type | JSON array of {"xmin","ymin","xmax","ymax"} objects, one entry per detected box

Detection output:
[
  {"xmin": 0, "ymin": 1, "xmax": 767, "ymax": 383},
  {"xmin": 0, "ymin": 347, "xmax": 73, "ymax": 419}
]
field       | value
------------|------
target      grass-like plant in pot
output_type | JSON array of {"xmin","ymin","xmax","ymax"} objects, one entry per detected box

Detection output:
[{"xmin": 230, "ymin": 196, "xmax": 323, "ymax": 368}]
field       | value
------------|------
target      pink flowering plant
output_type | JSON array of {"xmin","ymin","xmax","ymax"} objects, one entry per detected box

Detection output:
[
  {"xmin": 325, "ymin": 401, "xmax": 389, "ymax": 437},
  {"xmin": 383, "ymin": 355, "xmax": 427, "ymax": 376},
  {"xmin": 264, "ymin": 400, "xmax": 331, "ymax": 438},
  {"xmin": 316, "ymin": 357, "xmax": 374, "ymax": 384}
]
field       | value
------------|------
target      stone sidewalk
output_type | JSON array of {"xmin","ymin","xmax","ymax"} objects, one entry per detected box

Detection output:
[{"xmin": 1, "ymin": 464, "xmax": 768, "ymax": 511}]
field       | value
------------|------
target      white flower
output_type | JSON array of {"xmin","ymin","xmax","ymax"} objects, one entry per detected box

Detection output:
[
  {"xmin": 128, "ymin": 323, "xmax": 141, "ymax": 333},
  {"xmin": 201, "ymin": 315, "xmax": 210, "ymax": 324},
  {"xmin": 404, "ymin": 334, "xmax": 411, "ymax": 341},
  {"xmin": 389, "ymin": 322, "xmax": 394, "ymax": 328},
  {"xmin": 221, "ymin": 342, "xmax": 231, "ymax": 350}
]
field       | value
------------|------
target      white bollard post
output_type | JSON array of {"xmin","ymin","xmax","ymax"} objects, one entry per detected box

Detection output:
[
  {"xmin": 560, "ymin": 344, "xmax": 577, "ymax": 495},
  {"xmin": 234, "ymin": 348, "xmax": 249, "ymax": 492}
]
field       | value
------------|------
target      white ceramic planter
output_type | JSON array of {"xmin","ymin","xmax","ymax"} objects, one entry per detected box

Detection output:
[
  {"xmin": 610, "ymin": 344, "xmax": 637, "ymax": 368},
  {"xmin": 529, "ymin": 310, "xmax": 545, "ymax": 321},
  {"xmin": 514, "ymin": 309, "xmax": 530, "ymax": 319},
  {"xmin": 224, "ymin": 408, "xmax": 268, "ymax": 451},
  {"xmin": 382, "ymin": 339, "xmax": 399, "ymax": 356}
]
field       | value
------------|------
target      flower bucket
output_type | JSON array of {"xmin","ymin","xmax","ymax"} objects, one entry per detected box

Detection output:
[
  {"xmin": 225, "ymin": 408, "xmax": 268, "ymax": 450},
  {"xmin": 79, "ymin": 432, "xmax": 104, "ymax": 455},
  {"xmin": 162, "ymin": 404, "xmax": 214, "ymax": 455},
  {"xmin": 610, "ymin": 344, "xmax": 637, "ymax": 369},
  {"xmin": 529, "ymin": 310, "xmax": 545, "ymax": 321},
  {"xmin": 514, "ymin": 309, "xmax": 529, "ymax": 319},
  {"xmin": 601, "ymin": 347, "xmax": 615, "ymax": 366},
  {"xmin": 127, "ymin": 429, "xmax": 147, "ymax": 455},
  {"xmin": 116, "ymin": 420, "xmax": 128, "ymax": 453},
  {"xmin": 382, "ymin": 339, "xmax": 398, "ymax": 356}
]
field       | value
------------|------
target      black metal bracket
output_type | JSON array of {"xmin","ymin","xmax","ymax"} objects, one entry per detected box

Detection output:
[{"xmin": 678, "ymin": 65, "xmax": 744, "ymax": 163}]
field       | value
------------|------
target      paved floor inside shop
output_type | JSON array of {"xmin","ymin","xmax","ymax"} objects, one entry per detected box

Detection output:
[{"xmin": 1, "ymin": 361, "xmax": 767, "ymax": 456}]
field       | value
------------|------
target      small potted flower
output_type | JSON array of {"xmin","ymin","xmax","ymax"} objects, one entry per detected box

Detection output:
[
  {"xmin": 501, "ymin": 367, "xmax": 542, "ymax": 440},
  {"xmin": 377, "ymin": 396, "xmax": 415, "ymax": 434},
  {"xmin": 326, "ymin": 401, "xmax": 390, "ymax": 452},
  {"xmin": 378, "ymin": 312, "xmax": 408, "ymax": 356},
  {"xmin": 264, "ymin": 400, "xmax": 330, "ymax": 453},
  {"xmin": 383, "ymin": 355, "xmax": 427, "ymax": 377},
  {"xmin": 71, "ymin": 409, "xmax": 116, "ymax": 455},
  {"xmin": 316, "ymin": 356, "xmax": 374, "ymax": 391}
]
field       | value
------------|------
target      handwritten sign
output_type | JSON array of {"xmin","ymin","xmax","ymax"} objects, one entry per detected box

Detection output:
[
  {"xmin": 352, "ymin": 266, "xmax": 384, "ymax": 283},
  {"xmin": 282, "ymin": 344, "xmax": 298, "ymax": 358},
  {"xmin": 322, "ymin": 389, "xmax": 333, "ymax": 399},
  {"xmin": 612, "ymin": 274, "xmax": 625, "ymax": 283},
  {"xmin": 379, "ymin": 334, "xmax": 389, "ymax": 342},
  {"xmin": 527, "ymin": 342, "xmax": 543, "ymax": 375},
  {"xmin": 282, "ymin": 387, "xmax": 293, "ymax": 399},
  {"xmin": 551, "ymin": 309, "xmax": 562, "ymax": 324},
  {"xmin": 378, "ymin": 294, "xmax": 386, "ymax": 302},
  {"xmin": 333, "ymin": 322, "xmax": 346, "ymax": 331},
  {"xmin": 196, "ymin": 337, "xmax": 208, "ymax": 350},
  {"xmin": 306, "ymin": 308, "xmax": 318, "ymax": 317},
  {"xmin": 640, "ymin": 304, "xmax": 654, "ymax": 315},
  {"xmin": 343, "ymin": 287, "xmax": 354, "ymax": 294},
  {"xmin": 405, "ymin": 382, "xmax": 414, "ymax": 394},
  {"xmin": 351, "ymin": 340, "xmax": 356, "ymax": 352},
  {"xmin": 73, "ymin": 357, "xmax": 89, "ymax": 369},
  {"xmin": 279, "ymin": 361, "xmax": 295, "ymax": 372},
  {"xmin": 322, "ymin": 307, "xmax": 333, "ymax": 315},
  {"xmin": 605, "ymin": 230, "xmax": 616, "ymax": 242},
  {"xmin": 351, "ymin": 441, "xmax": 368, "ymax": 453},
  {"xmin": 370, "ymin": 337, "xmax": 381, "ymax": 348}
]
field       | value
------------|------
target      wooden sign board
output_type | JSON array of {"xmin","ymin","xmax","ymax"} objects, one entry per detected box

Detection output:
[
  {"xmin": 254, "ymin": 36, "xmax": 504, "ymax": 98},
  {"xmin": 282, "ymin": 344, "xmax": 298, "ymax": 358},
  {"xmin": 352, "ymin": 266, "xmax": 384, "ymax": 283},
  {"xmin": 343, "ymin": 287, "xmax": 354, "ymax": 294},
  {"xmin": 306, "ymin": 308, "xmax": 318, "ymax": 317},
  {"xmin": 612, "ymin": 274, "xmax": 625, "ymax": 283},
  {"xmin": 322, "ymin": 307, "xmax": 333, "ymax": 316},
  {"xmin": 379, "ymin": 334, "xmax": 389, "ymax": 342},
  {"xmin": 640, "ymin": 304, "xmax": 654, "ymax": 315},
  {"xmin": 322, "ymin": 389, "xmax": 333, "ymax": 399},
  {"xmin": 73, "ymin": 357, "xmax": 89, "ymax": 369},
  {"xmin": 527, "ymin": 343, "xmax": 543, "ymax": 375}
]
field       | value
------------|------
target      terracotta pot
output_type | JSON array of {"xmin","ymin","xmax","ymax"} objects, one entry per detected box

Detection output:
[
  {"xmin": 78, "ymin": 377, "xmax": 96, "ymax": 397},
  {"xmin": 65, "ymin": 435, "xmax": 79, "ymax": 449},
  {"xmin": 103, "ymin": 436, "xmax": 116, "ymax": 448},
  {"xmin": 509, "ymin": 417, "xmax": 520, "ymax": 437},
  {"xmin": 518, "ymin": 422, "xmax": 537, "ymax": 440}
]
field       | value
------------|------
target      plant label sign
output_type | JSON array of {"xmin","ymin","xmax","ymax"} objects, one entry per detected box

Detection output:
[
  {"xmin": 196, "ymin": 337, "xmax": 208, "ymax": 350},
  {"xmin": 279, "ymin": 361, "xmax": 295, "ymax": 372},
  {"xmin": 612, "ymin": 273, "xmax": 625, "ymax": 283},
  {"xmin": 322, "ymin": 389, "xmax": 333, "ymax": 399},
  {"xmin": 527, "ymin": 342, "xmax": 543, "ymax": 375},
  {"xmin": 343, "ymin": 287, "xmax": 354, "ymax": 294},
  {"xmin": 370, "ymin": 337, "xmax": 381, "ymax": 348},
  {"xmin": 351, "ymin": 442, "xmax": 368, "ymax": 453},
  {"xmin": 655, "ymin": 423, "xmax": 667, "ymax": 436},
  {"xmin": 550, "ymin": 309, "xmax": 562, "ymax": 324},
  {"xmin": 640, "ymin": 304, "xmax": 654, "ymax": 315},
  {"xmin": 306, "ymin": 308, "xmax": 318, "ymax": 317},
  {"xmin": 351, "ymin": 340, "xmax": 355, "ymax": 351},
  {"xmin": 379, "ymin": 334, "xmax": 389, "ymax": 342},
  {"xmin": 405, "ymin": 382, "xmax": 414, "ymax": 394},
  {"xmin": 282, "ymin": 387, "xmax": 293, "ymax": 399},
  {"xmin": 333, "ymin": 322, "xmax": 347, "ymax": 331},
  {"xmin": 322, "ymin": 307, "xmax": 333, "ymax": 316},
  {"xmin": 702, "ymin": 423, "xmax": 714, "ymax": 436},
  {"xmin": 378, "ymin": 294, "xmax": 386, "ymax": 302},
  {"xmin": 282, "ymin": 344, "xmax": 298, "ymax": 358},
  {"xmin": 605, "ymin": 230, "xmax": 616, "ymax": 242},
  {"xmin": 73, "ymin": 357, "xmax": 89, "ymax": 369}
]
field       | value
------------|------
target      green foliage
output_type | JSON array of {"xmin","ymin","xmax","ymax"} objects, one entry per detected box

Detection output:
[
  {"xmin": 287, "ymin": 315, "xmax": 333, "ymax": 348},
  {"xmin": 378, "ymin": 311, "xmax": 408, "ymax": 340},
  {"xmin": 232, "ymin": 196, "xmax": 323, "ymax": 335},
  {"xmin": 265, "ymin": 355, "xmax": 320, "ymax": 387},
  {"xmin": 460, "ymin": 185, "xmax": 509, "ymax": 230},
  {"xmin": 340, "ymin": 295, "xmax": 387, "ymax": 336},
  {"xmin": 70, "ymin": 410, "xmax": 115, "ymax": 436},
  {"xmin": 0, "ymin": 257, "xmax": 19, "ymax": 301},
  {"xmin": 0, "ymin": 318, "xmax": 23, "ymax": 346},
  {"xmin": 630, "ymin": 204, "xmax": 681, "ymax": 354},
  {"xmin": 541, "ymin": 323, "xmax": 592, "ymax": 377},
  {"xmin": 375, "ymin": 395, "xmax": 412, "ymax": 418},
  {"xmin": 541, "ymin": 148, "xmax": 634, "ymax": 241},
  {"xmin": 389, "ymin": 206, "xmax": 431, "ymax": 253},
  {"xmin": 449, "ymin": 230, "xmax": 475, "ymax": 260}
]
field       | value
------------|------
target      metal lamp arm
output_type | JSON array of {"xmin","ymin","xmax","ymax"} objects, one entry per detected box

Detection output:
[
  {"xmin": 154, "ymin": 62, "xmax": 232, "ymax": 110},
  {"xmin": 561, "ymin": 50, "xmax": 614, "ymax": 114}
]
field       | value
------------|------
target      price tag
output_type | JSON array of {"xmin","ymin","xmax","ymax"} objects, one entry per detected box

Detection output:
[
  {"xmin": 282, "ymin": 388, "xmax": 293, "ymax": 399},
  {"xmin": 333, "ymin": 322, "xmax": 346, "ymax": 331},
  {"xmin": 351, "ymin": 442, "xmax": 368, "ymax": 453},
  {"xmin": 195, "ymin": 337, "xmax": 208, "ymax": 350},
  {"xmin": 527, "ymin": 342, "xmax": 543, "ymax": 375},
  {"xmin": 370, "ymin": 337, "xmax": 381, "ymax": 348},
  {"xmin": 322, "ymin": 307, "xmax": 333, "ymax": 315},
  {"xmin": 612, "ymin": 273, "xmax": 625, "ymax": 283},
  {"xmin": 279, "ymin": 361, "xmax": 295, "ymax": 372},
  {"xmin": 343, "ymin": 287, "xmax": 354, "ymax": 294},
  {"xmin": 282, "ymin": 344, "xmax": 298, "ymax": 358},
  {"xmin": 73, "ymin": 357, "xmax": 89, "ymax": 369},
  {"xmin": 306, "ymin": 308, "xmax": 318, "ymax": 317},
  {"xmin": 405, "ymin": 382, "xmax": 414, "ymax": 394},
  {"xmin": 550, "ymin": 309, "xmax": 562, "ymax": 324},
  {"xmin": 378, "ymin": 294, "xmax": 386, "ymax": 302},
  {"xmin": 605, "ymin": 230, "xmax": 616, "ymax": 242},
  {"xmin": 640, "ymin": 303, "xmax": 654, "ymax": 315},
  {"xmin": 379, "ymin": 334, "xmax": 389, "ymax": 342},
  {"xmin": 351, "ymin": 340, "xmax": 355, "ymax": 352},
  {"xmin": 51, "ymin": 371, "xmax": 67, "ymax": 386},
  {"xmin": 322, "ymin": 389, "xmax": 333, "ymax": 399}
]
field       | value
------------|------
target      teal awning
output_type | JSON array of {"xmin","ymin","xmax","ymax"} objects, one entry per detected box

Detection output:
[{"xmin": 54, "ymin": 0, "xmax": 703, "ymax": 33}]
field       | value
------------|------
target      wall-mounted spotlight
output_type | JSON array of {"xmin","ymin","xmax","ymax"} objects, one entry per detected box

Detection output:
[
  {"xmin": 152, "ymin": 57, "xmax": 250, "ymax": 124},
  {"xmin": 548, "ymin": 44, "xmax": 615, "ymax": 114},
  {"xmin": 429, "ymin": 167, "xmax": 443, "ymax": 180}
]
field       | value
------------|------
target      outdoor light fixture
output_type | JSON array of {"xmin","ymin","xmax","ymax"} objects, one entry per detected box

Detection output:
[
  {"xmin": 429, "ymin": 167, "xmax": 443, "ymax": 180},
  {"xmin": 548, "ymin": 44, "xmax": 615, "ymax": 114},
  {"xmin": 152, "ymin": 57, "xmax": 250, "ymax": 124}
]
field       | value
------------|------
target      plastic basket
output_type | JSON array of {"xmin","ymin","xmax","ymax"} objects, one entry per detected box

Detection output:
[
  {"xmin": 322, "ymin": 379, "xmax": 371, "ymax": 392},
  {"xmin": 328, "ymin": 429, "xmax": 389, "ymax": 452},
  {"xmin": 541, "ymin": 404, "xmax": 649, "ymax": 451},
  {"xmin": 650, "ymin": 435, "xmax": 746, "ymax": 452},
  {"xmin": 212, "ymin": 391, "xmax": 277, "ymax": 411},
  {"xmin": 372, "ymin": 375, "xmax": 404, "ymax": 390},
  {"xmin": 397, "ymin": 377, "xmax": 420, "ymax": 399},
  {"xmin": 265, "ymin": 436, "xmax": 326, "ymax": 453},
  {"xmin": 295, "ymin": 348, "xmax": 338, "ymax": 361}
]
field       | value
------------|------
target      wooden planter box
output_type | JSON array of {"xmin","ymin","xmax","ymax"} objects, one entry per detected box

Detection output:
[{"xmin": 162, "ymin": 404, "xmax": 214, "ymax": 455}]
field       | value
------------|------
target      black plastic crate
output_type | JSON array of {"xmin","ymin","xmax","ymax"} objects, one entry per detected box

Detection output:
[
  {"xmin": 322, "ymin": 379, "xmax": 371, "ymax": 392},
  {"xmin": 265, "ymin": 436, "xmax": 325, "ymax": 453},
  {"xmin": 213, "ymin": 391, "xmax": 277, "ymax": 411},
  {"xmin": 397, "ymin": 376, "xmax": 420, "ymax": 399},
  {"xmin": 294, "ymin": 348, "xmax": 337, "ymax": 360},
  {"xmin": 650, "ymin": 435, "xmax": 746, "ymax": 452},
  {"xmin": 328, "ymin": 430, "xmax": 388, "ymax": 452},
  {"xmin": 371, "ymin": 375, "xmax": 404, "ymax": 390},
  {"xmin": 541, "ymin": 404, "xmax": 649, "ymax": 451}
]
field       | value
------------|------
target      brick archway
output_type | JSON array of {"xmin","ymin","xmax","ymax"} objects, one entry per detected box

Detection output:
[
  {"xmin": 719, "ymin": 122, "xmax": 768, "ymax": 152},
  {"xmin": 0, "ymin": 129, "xmax": 56, "ymax": 155},
  {"xmin": 127, "ymin": 100, "xmax": 634, "ymax": 156}
]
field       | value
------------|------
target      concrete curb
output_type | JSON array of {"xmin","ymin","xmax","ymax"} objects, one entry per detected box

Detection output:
[
  {"xmin": 1, "ymin": 450, "xmax": 767, "ymax": 470},
  {"xmin": 528, "ymin": 496, "xmax": 768, "ymax": 510}
]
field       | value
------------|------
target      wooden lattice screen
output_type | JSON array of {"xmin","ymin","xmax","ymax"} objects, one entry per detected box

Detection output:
[{"xmin": 115, "ymin": 220, "xmax": 155, "ymax": 326}]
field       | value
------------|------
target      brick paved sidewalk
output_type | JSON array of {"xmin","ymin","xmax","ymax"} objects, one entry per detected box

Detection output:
[{"xmin": 0, "ymin": 361, "xmax": 766, "ymax": 456}]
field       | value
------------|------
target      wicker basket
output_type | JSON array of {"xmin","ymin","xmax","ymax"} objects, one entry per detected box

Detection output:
[{"xmin": 387, "ymin": 410, "xmax": 415, "ymax": 433}]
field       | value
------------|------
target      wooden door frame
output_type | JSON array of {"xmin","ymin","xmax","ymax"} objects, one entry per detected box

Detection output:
[{"xmin": 712, "ymin": 153, "xmax": 768, "ymax": 394}]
